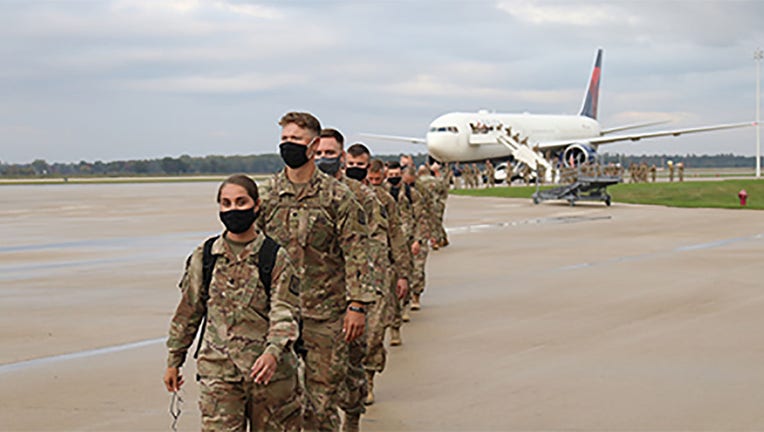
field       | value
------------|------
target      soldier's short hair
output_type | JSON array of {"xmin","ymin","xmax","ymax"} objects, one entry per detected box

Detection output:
[
  {"xmin": 320, "ymin": 128, "xmax": 345, "ymax": 148},
  {"xmin": 217, "ymin": 174, "xmax": 258, "ymax": 203},
  {"xmin": 403, "ymin": 165, "xmax": 417, "ymax": 176},
  {"xmin": 347, "ymin": 143, "xmax": 371, "ymax": 157},
  {"xmin": 369, "ymin": 159, "xmax": 386, "ymax": 173},
  {"xmin": 279, "ymin": 112, "xmax": 321, "ymax": 136},
  {"xmin": 386, "ymin": 161, "xmax": 401, "ymax": 170}
]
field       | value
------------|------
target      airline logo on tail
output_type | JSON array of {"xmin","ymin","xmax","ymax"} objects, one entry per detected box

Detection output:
[{"xmin": 580, "ymin": 48, "xmax": 602, "ymax": 120}]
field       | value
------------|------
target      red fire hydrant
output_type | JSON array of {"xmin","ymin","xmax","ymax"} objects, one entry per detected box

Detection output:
[{"xmin": 738, "ymin": 189, "xmax": 748, "ymax": 206}]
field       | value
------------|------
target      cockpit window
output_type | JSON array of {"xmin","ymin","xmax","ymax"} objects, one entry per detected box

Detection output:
[{"xmin": 429, "ymin": 126, "xmax": 459, "ymax": 133}]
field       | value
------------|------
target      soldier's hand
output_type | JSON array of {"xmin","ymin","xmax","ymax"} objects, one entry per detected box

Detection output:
[
  {"xmin": 163, "ymin": 367, "xmax": 183, "ymax": 392},
  {"xmin": 396, "ymin": 278, "xmax": 409, "ymax": 300},
  {"xmin": 343, "ymin": 306, "xmax": 366, "ymax": 342},
  {"xmin": 250, "ymin": 353, "xmax": 277, "ymax": 385},
  {"xmin": 411, "ymin": 241, "xmax": 421, "ymax": 256}
]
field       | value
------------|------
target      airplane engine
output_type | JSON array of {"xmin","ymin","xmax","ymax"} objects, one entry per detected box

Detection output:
[{"xmin": 562, "ymin": 143, "xmax": 597, "ymax": 167}]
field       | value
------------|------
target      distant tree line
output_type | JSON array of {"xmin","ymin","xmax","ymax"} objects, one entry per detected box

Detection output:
[
  {"xmin": 598, "ymin": 153, "xmax": 760, "ymax": 168},
  {"xmin": 0, "ymin": 153, "xmax": 430, "ymax": 178}
]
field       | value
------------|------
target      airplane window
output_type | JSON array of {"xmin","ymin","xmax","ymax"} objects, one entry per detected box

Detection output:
[{"xmin": 430, "ymin": 126, "xmax": 459, "ymax": 133}]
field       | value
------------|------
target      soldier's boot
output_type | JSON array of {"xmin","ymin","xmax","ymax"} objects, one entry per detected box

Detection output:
[
  {"xmin": 411, "ymin": 294, "xmax": 421, "ymax": 311},
  {"xmin": 390, "ymin": 328, "xmax": 402, "ymax": 346},
  {"xmin": 364, "ymin": 370, "xmax": 375, "ymax": 405},
  {"xmin": 402, "ymin": 305, "xmax": 411, "ymax": 322},
  {"xmin": 343, "ymin": 412, "xmax": 360, "ymax": 432}
]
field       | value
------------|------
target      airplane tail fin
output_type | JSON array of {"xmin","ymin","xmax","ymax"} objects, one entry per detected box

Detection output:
[{"xmin": 579, "ymin": 48, "xmax": 603, "ymax": 120}]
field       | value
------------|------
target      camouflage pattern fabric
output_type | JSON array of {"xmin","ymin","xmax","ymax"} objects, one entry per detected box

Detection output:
[
  {"xmin": 257, "ymin": 168, "xmax": 376, "ymax": 320},
  {"xmin": 366, "ymin": 185, "xmax": 412, "ymax": 372},
  {"xmin": 386, "ymin": 183, "xmax": 427, "ymax": 327},
  {"xmin": 337, "ymin": 175, "xmax": 388, "ymax": 417},
  {"xmin": 167, "ymin": 232, "xmax": 301, "ymax": 430},
  {"xmin": 301, "ymin": 317, "xmax": 347, "ymax": 431},
  {"xmin": 199, "ymin": 375, "xmax": 301, "ymax": 431},
  {"xmin": 257, "ymin": 168, "xmax": 375, "ymax": 431}
]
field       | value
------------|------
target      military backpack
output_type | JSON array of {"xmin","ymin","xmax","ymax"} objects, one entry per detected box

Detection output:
[{"xmin": 192, "ymin": 235, "xmax": 305, "ymax": 360}]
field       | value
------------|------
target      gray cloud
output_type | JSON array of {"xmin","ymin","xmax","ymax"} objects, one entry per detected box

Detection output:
[{"xmin": 0, "ymin": 0, "xmax": 762, "ymax": 163}]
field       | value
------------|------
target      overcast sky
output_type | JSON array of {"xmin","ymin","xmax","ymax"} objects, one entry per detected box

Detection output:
[{"xmin": 1, "ymin": 0, "xmax": 763, "ymax": 163}]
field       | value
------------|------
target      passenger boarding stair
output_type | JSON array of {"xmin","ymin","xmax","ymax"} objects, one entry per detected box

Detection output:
[{"xmin": 496, "ymin": 128, "xmax": 553, "ymax": 182}]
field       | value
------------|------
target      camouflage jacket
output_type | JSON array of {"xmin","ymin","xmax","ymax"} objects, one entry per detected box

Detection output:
[
  {"xmin": 340, "ymin": 175, "xmax": 390, "ymax": 295},
  {"xmin": 386, "ymin": 182, "xmax": 429, "ymax": 244},
  {"xmin": 434, "ymin": 173, "xmax": 449, "ymax": 204},
  {"xmin": 415, "ymin": 175, "xmax": 441, "ymax": 237},
  {"xmin": 166, "ymin": 233, "xmax": 300, "ymax": 380},
  {"xmin": 371, "ymin": 184, "xmax": 413, "ymax": 282},
  {"xmin": 258, "ymin": 168, "xmax": 376, "ymax": 321}
]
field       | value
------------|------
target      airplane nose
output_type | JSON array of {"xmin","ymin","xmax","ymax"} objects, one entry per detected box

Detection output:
[{"xmin": 426, "ymin": 133, "xmax": 456, "ymax": 161}]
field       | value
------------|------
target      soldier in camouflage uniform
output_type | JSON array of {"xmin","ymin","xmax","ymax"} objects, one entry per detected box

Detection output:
[
  {"xmin": 485, "ymin": 160, "xmax": 495, "ymax": 188},
  {"xmin": 366, "ymin": 159, "xmax": 414, "ymax": 346},
  {"xmin": 348, "ymin": 148, "xmax": 413, "ymax": 406},
  {"xmin": 409, "ymin": 165, "xmax": 439, "ymax": 310},
  {"xmin": 386, "ymin": 161, "xmax": 428, "ymax": 332},
  {"xmin": 444, "ymin": 163, "xmax": 454, "ymax": 190},
  {"xmin": 315, "ymin": 129, "xmax": 388, "ymax": 431},
  {"xmin": 257, "ymin": 113, "xmax": 376, "ymax": 432},
  {"xmin": 164, "ymin": 174, "xmax": 301, "ymax": 431},
  {"xmin": 430, "ymin": 163, "xmax": 450, "ymax": 248}
]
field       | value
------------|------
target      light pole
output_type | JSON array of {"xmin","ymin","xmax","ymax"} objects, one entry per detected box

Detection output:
[{"xmin": 756, "ymin": 48, "xmax": 762, "ymax": 178}]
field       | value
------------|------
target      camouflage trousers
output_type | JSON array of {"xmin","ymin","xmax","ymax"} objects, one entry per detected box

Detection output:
[
  {"xmin": 338, "ymin": 331, "xmax": 368, "ymax": 416},
  {"xmin": 301, "ymin": 317, "xmax": 348, "ymax": 432},
  {"xmin": 363, "ymin": 278, "xmax": 394, "ymax": 373},
  {"xmin": 391, "ymin": 276, "xmax": 411, "ymax": 330},
  {"xmin": 435, "ymin": 203, "xmax": 448, "ymax": 245},
  {"xmin": 411, "ymin": 243, "xmax": 429, "ymax": 295},
  {"xmin": 199, "ymin": 373, "xmax": 301, "ymax": 432}
]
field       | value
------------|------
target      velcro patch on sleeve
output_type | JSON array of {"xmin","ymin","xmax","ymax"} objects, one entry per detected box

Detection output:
[
  {"xmin": 358, "ymin": 209, "xmax": 367, "ymax": 225},
  {"xmin": 289, "ymin": 275, "xmax": 300, "ymax": 296}
]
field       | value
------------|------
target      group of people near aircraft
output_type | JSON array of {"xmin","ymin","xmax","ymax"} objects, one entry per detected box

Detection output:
[{"xmin": 163, "ymin": 111, "xmax": 450, "ymax": 431}]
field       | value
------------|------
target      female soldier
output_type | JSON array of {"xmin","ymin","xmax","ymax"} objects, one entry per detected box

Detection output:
[{"xmin": 163, "ymin": 174, "xmax": 301, "ymax": 431}]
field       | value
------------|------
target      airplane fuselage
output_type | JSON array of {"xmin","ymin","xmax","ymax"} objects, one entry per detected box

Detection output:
[{"xmin": 426, "ymin": 111, "xmax": 601, "ymax": 163}]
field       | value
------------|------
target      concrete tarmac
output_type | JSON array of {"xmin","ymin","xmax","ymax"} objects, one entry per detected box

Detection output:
[{"xmin": 1, "ymin": 183, "xmax": 763, "ymax": 430}]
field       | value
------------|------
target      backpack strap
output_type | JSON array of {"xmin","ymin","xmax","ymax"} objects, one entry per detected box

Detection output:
[
  {"xmin": 257, "ymin": 235, "xmax": 306, "ymax": 358},
  {"xmin": 258, "ymin": 235, "xmax": 281, "ymax": 300},
  {"xmin": 404, "ymin": 183, "xmax": 413, "ymax": 205},
  {"xmin": 194, "ymin": 235, "xmax": 220, "ymax": 360}
]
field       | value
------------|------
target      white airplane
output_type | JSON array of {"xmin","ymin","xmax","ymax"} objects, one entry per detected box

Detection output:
[{"xmin": 362, "ymin": 49, "xmax": 755, "ymax": 168}]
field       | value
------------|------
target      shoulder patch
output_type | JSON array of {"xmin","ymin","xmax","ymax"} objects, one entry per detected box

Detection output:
[
  {"xmin": 289, "ymin": 275, "xmax": 300, "ymax": 296},
  {"xmin": 358, "ymin": 209, "xmax": 367, "ymax": 225}
]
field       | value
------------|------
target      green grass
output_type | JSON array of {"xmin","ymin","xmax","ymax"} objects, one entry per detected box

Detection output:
[{"xmin": 452, "ymin": 179, "xmax": 764, "ymax": 210}]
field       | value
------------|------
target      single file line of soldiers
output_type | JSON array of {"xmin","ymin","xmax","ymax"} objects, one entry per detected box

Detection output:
[{"xmin": 164, "ymin": 112, "xmax": 450, "ymax": 431}]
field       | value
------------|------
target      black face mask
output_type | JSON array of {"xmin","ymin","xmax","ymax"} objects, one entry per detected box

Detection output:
[
  {"xmin": 316, "ymin": 156, "xmax": 342, "ymax": 175},
  {"xmin": 220, "ymin": 207, "xmax": 258, "ymax": 234},
  {"xmin": 279, "ymin": 141, "xmax": 310, "ymax": 169},
  {"xmin": 346, "ymin": 166, "xmax": 368, "ymax": 181},
  {"xmin": 387, "ymin": 176, "xmax": 402, "ymax": 186}
]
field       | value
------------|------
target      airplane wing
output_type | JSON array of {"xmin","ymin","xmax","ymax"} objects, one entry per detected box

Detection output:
[
  {"xmin": 360, "ymin": 133, "xmax": 427, "ymax": 145},
  {"xmin": 600, "ymin": 120, "xmax": 671, "ymax": 135},
  {"xmin": 537, "ymin": 121, "xmax": 756, "ymax": 151}
]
